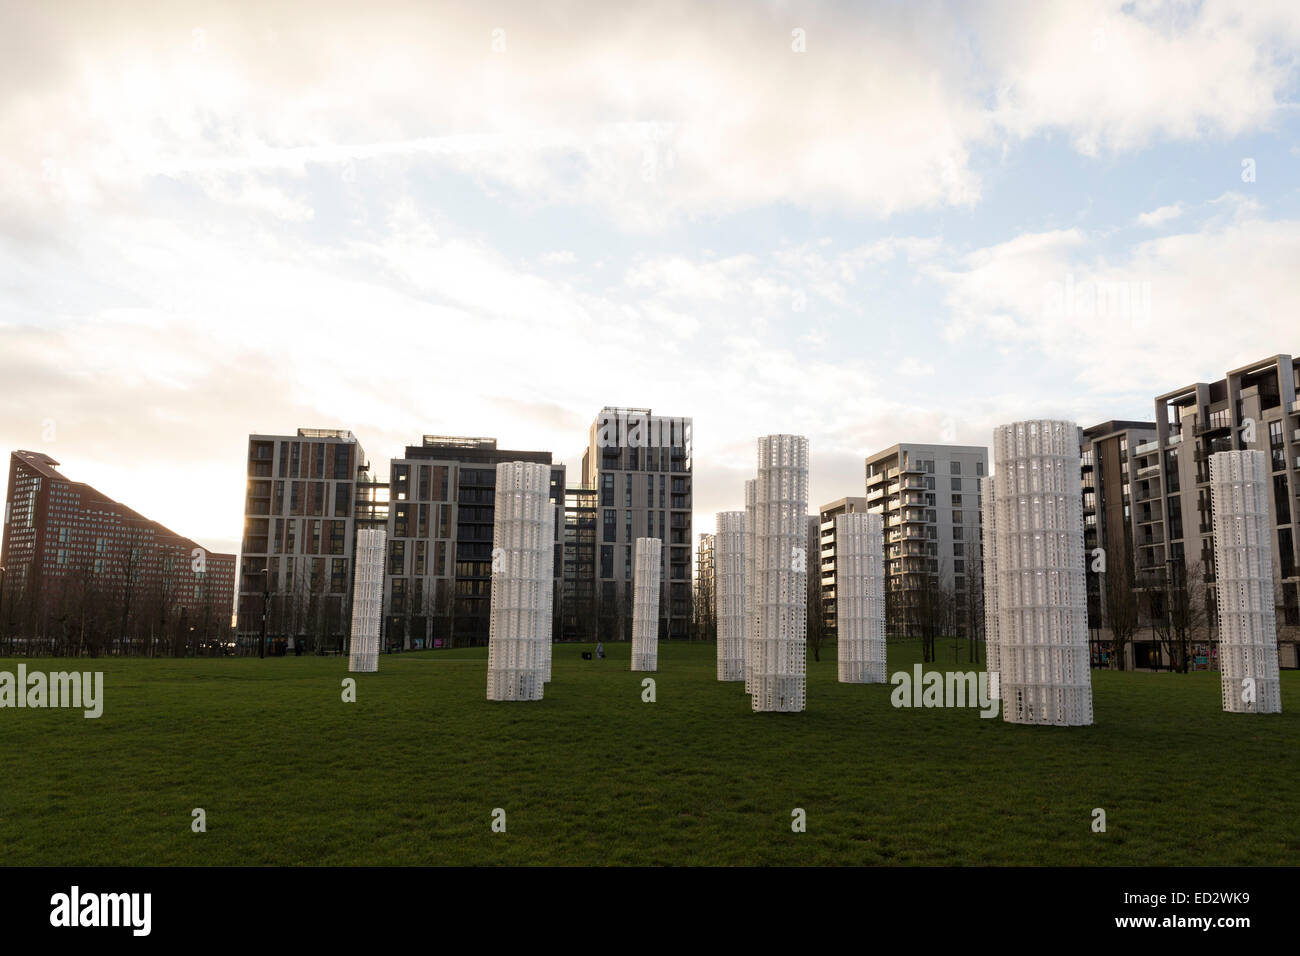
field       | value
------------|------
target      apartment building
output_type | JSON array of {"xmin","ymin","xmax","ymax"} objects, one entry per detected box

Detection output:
[
  {"xmin": 386, "ymin": 436, "xmax": 562, "ymax": 649},
  {"xmin": 817, "ymin": 496, "xmax": 868, "ymax": 635},
  {"xmin": 581, "ymin": 407, "xmax": 693, "ymax": 639},
  {"xmin": 562, "ymin": 486, "xmax": 598, "ymax": 642},
  {"xmin": 1079, "ymin": 420, "xmax": 1157, "ymax": 664},
  {"xmin": 236, "ymin": 429, "xmax": 373, "ymax": 653},
  {"xmin": 3, "ymin": 450, "xmax": 236, "ymax": 650},
  {"xmin": 863, "ymin": 443, "xmax": 988, "ymax": 635},
  {"xmin": 1149, "ymin": 354, "xmax": 1300, "ymax": 666}
]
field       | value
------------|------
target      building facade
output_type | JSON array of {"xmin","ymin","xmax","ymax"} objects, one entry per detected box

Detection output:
[
  {"xmin": 863, "ymin": 443, "xmax": 989, "ymax": 636},
  {"xmin": 817, "ymin": 496, "xmax": 868, "ymax": 636},
  {"xmin": 385, "ymin": 437, "xmax": 561, "ymax": 649},
  {"xmin": 581, "ymin": 407, "xmax": 693, "ymax": 639},
  {"xmin": 1079, "ymin": 420, "xmax": 1157, "ymax": 664},
  {"xmin": 236, "ymin": 429, "xmax": 372, "ymax": 653},
  {"xmin": 2, "ymin": 450, "xmax": 236, "ymax": 653},
  {"xmin": 1149, "ymin": 354, "xmax": 1300, "ymax": 667}
]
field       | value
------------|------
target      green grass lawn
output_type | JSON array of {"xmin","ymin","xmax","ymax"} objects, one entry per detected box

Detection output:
[{"xmin": 1, "ymin": 640, "xmax": 1297, "ymax": 866}]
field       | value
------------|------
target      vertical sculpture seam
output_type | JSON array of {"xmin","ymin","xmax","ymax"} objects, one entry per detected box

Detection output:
[
  {"xmin": 715, "ymin": 511, "xmax": 746, "ymax": 681},
  {"xmin": 348, "ymin": 527, "xmax": 386, "ymax": 673},
  {"xmin": 631, "ymin": 536, "xmax": 662, "ymax": 671},
  {"xmin": 1210, "ymin": 450, "xmax": 1282, "ymax": 714},
  {"xmin": 486, "ymin": 461, "xmax": 552, "ymax": 701},
  {"xmin": 835, "ymin": 511, "xmax": 886, "ymax": 683},
  {"xmin": 752, "ymin": 435, "xmax": 809, "ymax": 712},
  {"xmin": 993, "ymin": 420, "xmax": 1093, "ymax": 726}
]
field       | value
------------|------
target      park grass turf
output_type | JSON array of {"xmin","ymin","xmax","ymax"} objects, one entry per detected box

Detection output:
[{"xmin": 1, "ymin": 640, "xmax": 1297, "ymax": 866}]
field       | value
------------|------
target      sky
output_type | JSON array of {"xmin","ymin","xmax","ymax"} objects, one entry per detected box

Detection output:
[{"xmin": 2, "ymin": 0, "xmax": 1300, "ymax": 558}]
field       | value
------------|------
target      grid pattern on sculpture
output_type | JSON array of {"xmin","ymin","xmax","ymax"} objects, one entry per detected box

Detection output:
[
  {"xmin": 348, "ymin": 527, "xmax": 386, "ymax": 673},
  {"xmin": 631, "ymin": 536, "xmax": 663, "ymax": 671},
  {"xmin": 751, "ymin": 435, "xmax": 809, "ymax": 713},
  {"xmin": 715, "ymin": 511, "xmax": 746, "ymax": 681},
  {"xmin": 834, "ymin": 511, "xmax": 886, "ymax": 684},
  {"xmin": 993, "ymin": 420, "xmax": 1093, "ymax": 726},
  {"xmin": 486, "ymin": 462, "xmax": 554, "ymax": 701},
  {"xmin": 1209, "ymin": 451, "xmax": 1282, "ymax": 714}
]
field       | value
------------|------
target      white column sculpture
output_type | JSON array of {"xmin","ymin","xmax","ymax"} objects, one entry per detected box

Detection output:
[
  {"xmin": 743, "ymin": 478, "xmax": 757, "ymax": 693},
  {"xmin": 993, "ymin": 420, "xmax": 1093, "ymax": 726},
  {"xmin": 981, "ymin": 476, "xmax": 1001, "ymax": 703},
  {"xmin": 348, "ymin": 527, "xmax": 386, "ymax": 673},
  {"xmin": 835, "ymin": 511, "xmax": 886, "ymax": 683},
  {"xmin": 751, "ymin": 435, "xmax": 809, "ymax": 712},
  {"xmin": 715, "ymin": 511, "xmax": 746, "ymax": 681},
  {"xmin": 1210, "ymin": 450, "xmax": 1282, "ymax": 714},
  {"xmin": 631, "ymin": 536, "xmax": 662, "ymax": 671},
  {"xmin": 486, "ymin": 461, "xmax": 552, "ymax": 701}
]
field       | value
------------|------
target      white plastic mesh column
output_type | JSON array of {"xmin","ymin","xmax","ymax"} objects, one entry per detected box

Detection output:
[
  {"xmin": 834, "ymin": 511, "xmax": 886, "ymax": 683},
  {"xmin": 993, "ymin": 420, "xmax": 1093, "ymax": 726},
  {"xmin": 715, "ymin": 511, "xmax": 746, "ymax": 681},
  {"xmin": 743, "ymin": 478, "xmax": 757, "ymax": 693},
  {"xmin": 631, "ymin": 536, "xmax": 662, "ymax": 671},
  {"xmin": 540, "ymin": 503, "xmax": 556, "ymax": 684},
  {"xmin": 981, "ymin": 477, "xmax": 1001, "ymax": 702},
  {"xmin": 348, "ymin": 527, "xmax": 386, "ymax": 673},
  {"xmin": 486, "ymin": 462, "xmax": 552, "ymax": 701},
  {"xmin": 751, "ymin": 435, "xmax": 809, "ymax": 712},
  {"xmin": 1209, "ymin": 450, "xmax": 1282, "ymax": 714}
]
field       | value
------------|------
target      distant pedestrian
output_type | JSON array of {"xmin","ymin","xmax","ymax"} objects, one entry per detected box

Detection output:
[{"xmin": 596, "ymin": 642, "xmax": 605, "ymax": 660}]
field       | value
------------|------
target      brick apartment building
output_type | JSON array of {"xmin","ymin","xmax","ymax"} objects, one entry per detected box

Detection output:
[{"xmin": 1, "ymin": 450, "xmax": 236, "ymax": 652}]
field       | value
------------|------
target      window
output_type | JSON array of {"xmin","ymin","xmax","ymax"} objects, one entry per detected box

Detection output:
[
  {"xmin": 951, "ymin": 494, "xmax": 962, "ymax": 507},
  {"xmin": 953, "ymin": 526, "xmax": 964, "ymax": 539},
  {"xmin": 976, "ymin": 461, "xmax": 985, "ymax": 476},
  {"xmin": 951, "ymin": 462, "xmax": 961, "ymax": 475},
  {"xmin": 603, "ymin": 509, "xmax": 616, "ymax": 542},
  {"xmin": 601, "ymin": 473, "xmax": 614, "ymax": 506},
  {"xmin": 951, "ymin": 477, "xmax": 961, "ymax": 491}
]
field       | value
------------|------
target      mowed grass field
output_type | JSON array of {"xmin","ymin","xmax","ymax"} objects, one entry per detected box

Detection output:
[{"xmin": 1, "ymin": 640, "xmax": 1297, "ymax": 866}]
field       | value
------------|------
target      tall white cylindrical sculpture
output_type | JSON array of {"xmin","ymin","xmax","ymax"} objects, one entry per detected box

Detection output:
[
  {"xmin": 835, "ymin": 511, "xmax": 886, "ymax": 683},
  {"xmin": 1210, "ymin": 450, "xmax": 1282, "ymax": 714},
  {"xmin": 348, "ymin": 527, "xmax": 387, "ymax": 673},
  {"xmin": 486, "ymin": 462, "xmax": 552, "ymax": 701},
  {"xmin": 993, "ymin": 420, "xmax": 1093, "ymax": 726},
  {"xmin": 981, "ymin": 476, "xmax": 1001, "ymax": 702},
  {"xmin": 752, "ymin": 435, "xmax": 809, "ymax": 712},
  {"xmin": 631, "ymin": 536, "xmax": 662, "ymax": 671},
  {"xmin": 715, "ymin": 511, "xmax": 746, "ymax": 681},
  {"xmin": 743, "ymin": 478, "xmax": 757, "ymax": 693}
]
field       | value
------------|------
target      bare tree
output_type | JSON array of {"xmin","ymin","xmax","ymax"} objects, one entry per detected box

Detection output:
[
  {"xmin": 1102, "ymin": 534, "xmax": 1141, "ymax": 671},
  {"xmin": 1150, "ymin": 557, "xmax": 1211, "ymax": 673},
  {"xmin": 806, "ymin": 567, "xmax": 827, "ymax": 663}
]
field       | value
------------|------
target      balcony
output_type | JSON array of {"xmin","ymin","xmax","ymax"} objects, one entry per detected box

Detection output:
[
  {"xmin": 1136, "ymin": 463, "xmax": 1161, "ymax": 479},
  {"xmin": 1080, "ymin": 453, "xmax": 1094, "ymax": 471},
  {"xmin": 1134, "ymin": 439, "xmax": 1159, "ymax": 457},
  {"xmin": 1291, "ymin": 399, "xmax": 1300, "ymax": 415},
  {"xmin": 1194, "ymin": 411, "xmax": 1232, "ymax": 436}
]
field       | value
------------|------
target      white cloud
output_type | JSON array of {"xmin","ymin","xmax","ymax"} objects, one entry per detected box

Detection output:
[{"xmin": 1135, "ymin": 202, "xmax": 1184, "ymax": 228}]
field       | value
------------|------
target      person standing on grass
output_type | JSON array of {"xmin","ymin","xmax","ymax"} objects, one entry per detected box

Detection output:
[{"xmin": 596, "ymin": 641, "xmax": 605, "ymax": 660}]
